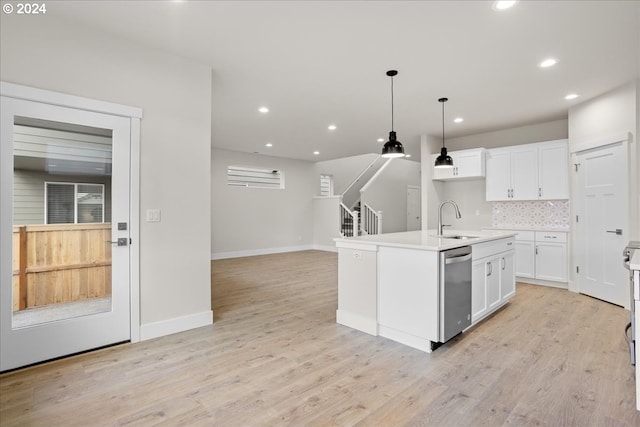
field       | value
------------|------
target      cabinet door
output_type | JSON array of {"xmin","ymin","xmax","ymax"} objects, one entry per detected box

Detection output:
[
  {"xmin": 454, "ymin": 150, "xmax": 484, "ymax": 178},
  {"xmin": 486, "ymin": 258, "xmax": 501, "ymax": 310},
  {"xmin": 500, "ymin": 251, "xmax": 516, "ymax": 300},
  {"xmin": 538, "ymin": 141, "xmax": 569, "ymax": 200},
  {"xmin": 471, "ymin": 260, "xmax": 487, "ymax": 323},
  {"xmin": 535, "ymin": 242, "xmax": 567, "ymax": 282},
  {"xmin": 486, "ymin": 150, "xmax": 510, "ymax": 201},
  {"xmin": 511, "ymin": 147, "xmax": 538, "ymax": 200},
  {"xmin": 432, "ymin": 153, "xmax": 455, "ymax": 180},
  {"xmin": 515, "ymin": 241, "xmax": 535, "ymax": 278}
]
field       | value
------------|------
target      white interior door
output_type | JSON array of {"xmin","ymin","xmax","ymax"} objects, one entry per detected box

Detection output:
[
  {"xmin": 575, "ymin": 141, "xmax": 629, "ymax": 307},
  {"xmin": 406, "ymin": 185, "xmax": 421, "ymax": 231},
  {"xmin": 1, "ymin": 94, "xmax": 132, "ymax": 371}
]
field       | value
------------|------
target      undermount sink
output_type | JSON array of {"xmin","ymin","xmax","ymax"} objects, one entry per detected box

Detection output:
[{"xmin": 434, "ymin": 235, "xmax": 479, "ymax": 240}]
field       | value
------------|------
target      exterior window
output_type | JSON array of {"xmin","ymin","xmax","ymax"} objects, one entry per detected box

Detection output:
[
  {"xmin": 227, "ymin": 166, "xmax": 284, "ymax": 189},
  {"xmin": 320, "ymin": 174, "xmax": 333, "ymax": 196},
  {"xmin": 45, "ymin": 182, "xmax": 105, "ymax": 224}
]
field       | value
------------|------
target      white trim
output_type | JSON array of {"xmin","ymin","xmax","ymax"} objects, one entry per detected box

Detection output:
[
  {"xmin": 516, "ymin": 277, "xmax": 569, "ymax": 289},
  {"xmin": 211, "ymin": 244, "xmax": 315, "ymax": 260},
  {"xmin": 129, "ymin": 117, "xmax": 141, "ymax": 343},
  {"xmin": 1, "ymin": 82, "xmax": 142, "ymax": 119},
  {"xmin": 140, "ymin": 310, "xmax": 213, "ymax": 341},
  {"xmin": 569, "ymin": 131, "xmax": 631, "ymax": 154},
  {"xmin": 377, "ymin": 325, "xmax": 433, "ymax": 353},
  {"xmin": 336, "ymin": 310, "xmax": 378, "ymax": 336},
  {"xmin": 312, "ymin": 195, "xmax": 342, "ymax": 200}
]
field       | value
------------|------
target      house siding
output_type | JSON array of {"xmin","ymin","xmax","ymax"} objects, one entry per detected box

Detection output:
[{"xmin": 13, "ymin": 170, "xmax": 112, "ymax": 225}]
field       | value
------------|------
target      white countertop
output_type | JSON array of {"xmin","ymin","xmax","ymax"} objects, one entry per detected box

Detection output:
[{"xmin": 335, "ymin": 229, "xmax": 517, "ymax": 251}]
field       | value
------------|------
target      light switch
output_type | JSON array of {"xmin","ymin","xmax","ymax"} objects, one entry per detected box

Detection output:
[{"xmin": 146, "ymin": 209, "xmax": 161, "ymax": 222}]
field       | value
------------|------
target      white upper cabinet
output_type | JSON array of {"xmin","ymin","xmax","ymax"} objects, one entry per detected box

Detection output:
[
  {"xmin": 538, "ymin": 140, "xmax": 569, "ymax": 200},
  {"xmin": 432, "ymin": 148, "xmax": 485, "ymax": 181},
  {"xmin": 486, "ymin": 139, "xmax": 568, "ymax": 201}
]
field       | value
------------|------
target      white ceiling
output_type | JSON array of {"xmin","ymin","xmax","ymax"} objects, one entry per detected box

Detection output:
[{"xmin": 52, "ymin": 1, "xmax": 640, "ymax": 161}]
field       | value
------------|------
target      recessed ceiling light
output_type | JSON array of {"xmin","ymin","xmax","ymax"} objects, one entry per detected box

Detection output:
[
  {"xmin": 493, "ymin": 1, "xmax": 518, "ymax": 11},
  {"xmin": 328, "ymin": 124, "xmax": 337, "ymax": 131},
  {"xmin": 265, "ymin": 143, "xmax": 273, "ymax": 147},
  {"xmin": 454, "ymin": 118, "xmax": 464, "ymax": 123},
  {"xmin": 405, "ymin": 154, "xmax": 411, "ymax": 158},
  {"xmin": 313, "ymin": 151, "xmax": 320, "ymax": 155},
  {"xmin": 564, "ymin": 93, "xmax": 580, "ymax": 100},
  {"xmin": 377, "ymin": 138, "xmax": 384, "ymax": 143},
  {"xmin": 258, "ymin": 106, "xmax": 269, "ymax": 113},
  {"xmin": 539, "ymin": 58, "xmax": 558, "ymax": 68}
]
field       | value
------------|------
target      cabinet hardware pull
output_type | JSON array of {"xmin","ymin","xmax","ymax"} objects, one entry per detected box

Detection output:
[{"xmin": 535, "ymin": 246, "xmax": 538, "ymax": 255}]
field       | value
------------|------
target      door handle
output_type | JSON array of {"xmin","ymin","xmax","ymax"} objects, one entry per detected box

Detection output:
[
  {"xmin": 107, "ymin": 238, "xmax": 129, "ymax": 246},
  {"xmin": 606, "ymin": 229, "xmax": 623, "ymax": 236}
]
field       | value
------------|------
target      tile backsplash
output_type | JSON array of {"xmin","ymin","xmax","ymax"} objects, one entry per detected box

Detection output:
[{"xmin": 492, "ymin": 200, "xmax": 570, "ymax": 230}]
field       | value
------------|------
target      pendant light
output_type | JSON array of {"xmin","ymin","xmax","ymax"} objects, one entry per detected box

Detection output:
[
  {"xmin": 434, "ymin": 97, "xmax": 453, "ymax": 168},
  {"xmin": 381, "ymin": 70, "xmax": 405, "ymax": 158}
]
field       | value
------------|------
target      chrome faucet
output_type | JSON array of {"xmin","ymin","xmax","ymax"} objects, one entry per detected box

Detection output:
[{"xmin": 438, "ymin": 200, "xmax": 462, "ymax": 236}]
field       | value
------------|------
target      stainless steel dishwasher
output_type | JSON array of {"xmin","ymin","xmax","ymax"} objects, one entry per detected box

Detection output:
[{"xmin": 439, "ymin": 246, "xmax": 472, "ymax": 342}]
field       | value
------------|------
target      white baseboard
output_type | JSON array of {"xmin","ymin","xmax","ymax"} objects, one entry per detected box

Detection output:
[
  {"xmin": 211, "ymin": 244, "xmax": 337, "ymax": 260},
  {"xmin": 140, "ymin": 310, "xmax": 213, "ymax": 341},
  {"xmin": 517, "ymin": 277, "xmax": 568, "ymax": 289},
  {"xmin": 336, "ymin": 309, "xmax": 378, "ymax": 336},
  {"xmin": 378, "ymin": 325, "xmax": 433, "ymax": 353}
]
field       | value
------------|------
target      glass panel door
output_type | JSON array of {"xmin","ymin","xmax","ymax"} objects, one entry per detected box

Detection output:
[{"xmin": 1, "ymin": 95, "xmax": 131, "ymax": 371}]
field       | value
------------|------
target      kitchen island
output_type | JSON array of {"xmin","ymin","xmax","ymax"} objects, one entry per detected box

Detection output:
[{"xmin": 335, "ymin": 229, "xmax": 517, "ymax": 352}]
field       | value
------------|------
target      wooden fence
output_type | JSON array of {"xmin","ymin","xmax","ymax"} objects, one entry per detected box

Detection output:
[{"xmin": 12, "ymin": 223, "xmax": 112, "ymax": 312}]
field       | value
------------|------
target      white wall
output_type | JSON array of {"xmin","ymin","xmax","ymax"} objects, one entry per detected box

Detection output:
[
  {"xmin": 447, "ymin": 119, "xmax": 568, "ymax": 151},
  {"xmin": 1, "ymin": 15, "xmax": 212, "ymax": 335},
  {"xmin": 568, "ymin": 80, "xmax": 639, "ymax": 251},
  {"xmin": 211, "ymin": 148, "xmax": 316, "ymax": 258},
  {"xmin": 422, "ymin": 119, "xmax": 569, "ymax": 229},
  {"xmin": 361, "ymin": 158, "xmax": 421, "ymax": 233},
  {"xmin": 421, "ymin": 134, "xmax": 445, "ymax": 230},
  {"xmin": 314, "ymin": 153, "xmax": 379, "ymax": 195},
  {"xmin": 312, "ymin": 196, "xmax": 341, "ymax": 251}
]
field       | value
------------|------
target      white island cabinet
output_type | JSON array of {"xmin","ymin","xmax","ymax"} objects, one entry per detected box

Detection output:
[{"xmin": 335, "ymin": 229, "xmax": 517, "ymax": 353}]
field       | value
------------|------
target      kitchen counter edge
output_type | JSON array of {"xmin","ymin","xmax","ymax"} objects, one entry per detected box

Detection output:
[{"xmin": 334, "ymin": 230, "xmax": 517, "ymax": 252}]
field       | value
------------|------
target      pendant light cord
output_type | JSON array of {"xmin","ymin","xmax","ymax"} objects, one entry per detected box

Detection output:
[
  {"xmin": 441, "ymin": 100, "xmax": 445, "ymax": 148},
  {"xmin": 390, "ymin": 75, "xmax": 394, "ymax": 132}
]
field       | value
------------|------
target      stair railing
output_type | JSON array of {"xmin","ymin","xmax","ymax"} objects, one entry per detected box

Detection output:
[
  {"xmin": 339, "ymin": 202, "xmax": 359, "ymax": 237},
  {"xmin": 361, "ymin": 203, "xmax": 383, "ymax": 235}
]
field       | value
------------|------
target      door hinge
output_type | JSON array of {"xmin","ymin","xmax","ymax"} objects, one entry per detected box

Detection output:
[
  {"xmin": 576, "ymin": 215, "xmax": 579, "ymax": 223},
  {"xmin": 574, "ymin": 163, "xmax": 580, "ymax": 172},
  {"xmin": 576, "ymin": 266, "xmax": 580, "ymax": 274}
]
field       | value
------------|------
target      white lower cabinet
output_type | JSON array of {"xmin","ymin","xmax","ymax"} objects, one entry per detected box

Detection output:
[
  {"xmin": 511, "ymin": 230, "xmax": 568, "ymax": 284},
  {"xmin": 472, "ymin": 239, "xmax": 515, "ymax": 323},
  {"xmin": 535, "ymin": 241, "xmax": 568, "ymax": 282},
  {"xmin": 514, "ymin": 239, "xmax": 535, "ymax": 278}
]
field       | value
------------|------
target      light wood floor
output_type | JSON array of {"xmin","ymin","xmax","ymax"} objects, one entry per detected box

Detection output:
[{"xmin": 1, "ymin": 250, "xmax": 639, "ymax": 426}]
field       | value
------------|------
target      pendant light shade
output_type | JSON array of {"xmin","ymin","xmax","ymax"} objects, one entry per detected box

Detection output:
[
  {"xmin": 381, "ymin": 70, "xmax": 405, "ymax": 158},
  {"xmin": 434, "ymin": 97, "xmax": 454, "ymax": 168}
]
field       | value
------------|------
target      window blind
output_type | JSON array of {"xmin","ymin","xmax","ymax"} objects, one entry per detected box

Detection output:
[{"xmin": 227, "ymin": 166, "xmax": 284, "ymax": 189}]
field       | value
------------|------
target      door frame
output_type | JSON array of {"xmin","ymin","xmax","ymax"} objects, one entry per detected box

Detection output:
[
  {"xmin": 0, "ymin": 81, "xmax": 142, "ymax": 343},
  {"xmin": 569, "ymin": 131, "xmax": 633, "ymax": 304}
]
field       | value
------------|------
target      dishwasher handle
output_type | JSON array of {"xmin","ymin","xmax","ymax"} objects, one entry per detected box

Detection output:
[{"xmin": 444, "ymin": 253, "xmax": 472, "ymax": 264}]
